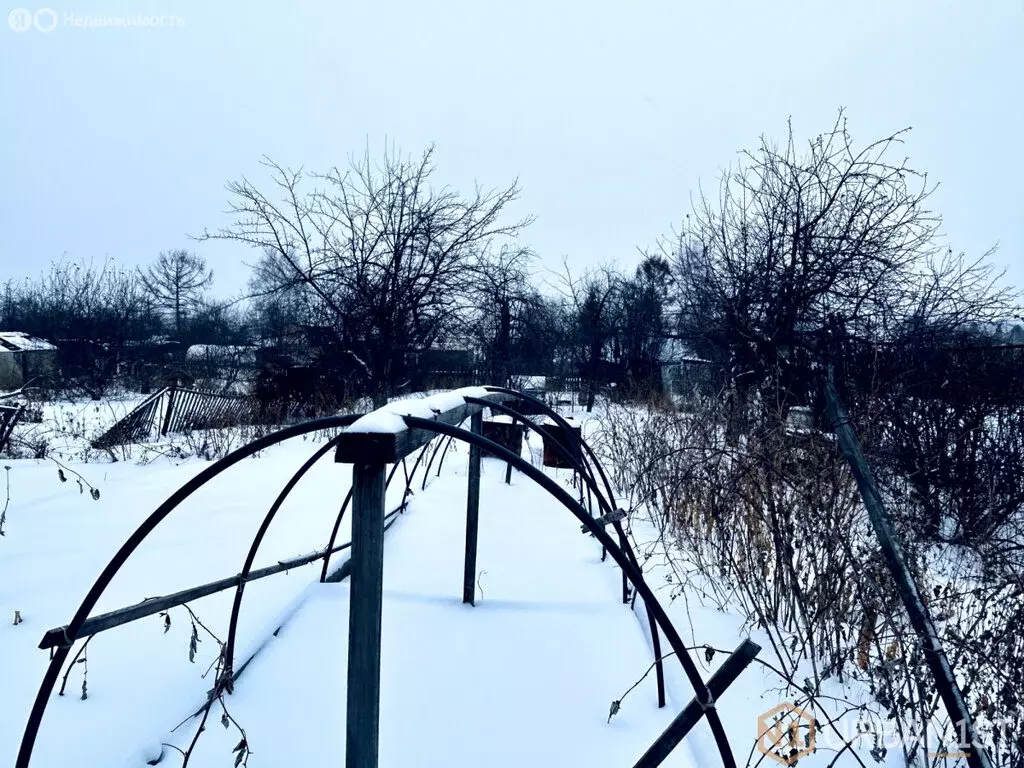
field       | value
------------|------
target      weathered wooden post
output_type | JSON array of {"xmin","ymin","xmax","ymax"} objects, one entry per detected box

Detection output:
[
  {"xmin": 332, "ymin": 390, "xmax": 512, "ymax": 765},
  {"xmin": 463, "ymin": 411, "xmax": 483, "ymax": 605},
  {"xmin": 346, "ymin": 462, "xmax": 386, "ymax": 768},
  {"xmin": 160, "ymin": 385, "xmax": 176, "ymax": 436}
]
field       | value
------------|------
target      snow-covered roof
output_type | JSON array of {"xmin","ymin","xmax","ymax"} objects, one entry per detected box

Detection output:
[
  {"xmin": 658, "ymin": 337, "xmax": 703, "ymax": 364},
  {"xmin": 510, "ymin": 375, "xmax": 546, "ymax": 390},
  {"xmin": 185, "ymin": 344, "xmax": 258, "ymax": 361},
  {"xmin": 0, "ymin": 332, "xmax": 57, "ymax": 353}
]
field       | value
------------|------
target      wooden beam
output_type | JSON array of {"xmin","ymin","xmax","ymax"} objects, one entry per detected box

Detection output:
[
  {"xmin": 38, "ymin": 540, "xmax": 356, "ymax": 649},
  {"xmin": 633, "ymin": 639, "xmax": 761, "ymax": 768},
  {"xmin": 463, "ymin": 411, "xmax": 483, "ymax": 605},
  {"xmin": 39, "ymin": 505, "xmax": 406, "ymax": 649},
  {"xmin": 334, "ymin": 392, "xmax": 515, "ymax": 464},
  {"xmin": 346, "ymin": 463, "xmax": 386, "ymax": 768}
]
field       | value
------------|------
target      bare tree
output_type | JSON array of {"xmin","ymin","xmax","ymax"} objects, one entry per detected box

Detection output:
[
  {"xmin": 139, "ymin": 250, "xmax": 214, "ymax": 338},
  {"xmin": 558, "ymin": 262, "xmax": 623, "ymax": 411},
  {"xmin": 668, "ymin": 111, "xmax": 1018, "ymax": 419},
  {"xmin": 460, "ymin": 245, "xmax": 546, "ymax": 385},
  {"xmin": 1, "ymin": 257, "xmax": 161, "ymax": 396},
  {"xmin": 201, "ymin": 144, "xmax": 531, "ymax": 404}
]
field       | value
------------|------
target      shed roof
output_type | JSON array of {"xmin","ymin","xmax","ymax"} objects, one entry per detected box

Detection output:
[{"xmin": 0, "ymin": 332, "xmax": 58, "ymax": 353}]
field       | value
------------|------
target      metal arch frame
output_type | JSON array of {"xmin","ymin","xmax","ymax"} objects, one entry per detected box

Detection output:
[
  {"xmin": 21, "ymin": 418, "xmax": 456, "ymax": 768},
  {"xmin": 18, "ymin": 387, "xmax": 759, "ymax": 768},
  {"xmin": 400, "ymin": 414, "xmax": 744, "ymax": 768},
  {"xmin": 223, "ymin": 435, "xmax": 345, "ymax": 683},
  {"xmin": 228, "ymin": 437, "xmax": 440, "ymax": 693},
  {"xmin": 15, "ymin": 414, "xmax": 363, "ymax": 768},
  {"xmin": 465, "ymin": 395, "xmax": 669, "ymax": 708},
  {"xmin": 481, "ymin": 386, "xmax": 620, "ymax": 511},
  {"xmin": 319, "ymin": 459, "xmax": 393, "ymax": 584},
  {"xmin": 318, "ymin": 438, "xmax": 439, "ymax": 584}
]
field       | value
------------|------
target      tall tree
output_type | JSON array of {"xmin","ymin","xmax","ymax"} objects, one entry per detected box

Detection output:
[
  {"xmin": 668, "ymin": 112, "xmax": 1017, "ymax": 418},
  {"xmin": 610, "ymin": 254, "xmax": 672, "ymax": 390},
  {"xmin": 559, "ymin": 263, "xmax": 622, "ymax": 411},
  {"xmin": 139, "ymin": 250, "xmax": 214, "ymax": 338},
  {"xmin": 202, "ymin": 145, "xmax": 530, "ymax": 404},
  {"xmin": 461, "ymin": 245, "xmax": 544, "ymax": 385}
]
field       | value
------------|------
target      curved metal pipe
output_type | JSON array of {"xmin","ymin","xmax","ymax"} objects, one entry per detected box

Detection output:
[
  {"xmin": 475, "ymin": 393, "xmax": 630, "ymax": 612},
  {"xmin": 465, "ymin": 396, "xmax": 666, "ymax": 708},
  {"xmin": 421, "ymin": 435, "xmax": 452, "ymax": 490},
  {"xmin": 15, "ymin": 414, "xmax": 360, "ymax": 768},
  {"xmin": 401, "ymin": 415, "xmax": 736, "ymax": 768},
  {"xmin": 320, "ymin": 440, "xmax": 434, "ymax": 582},
  {"xmin": 464, "ymin": 397, "xmax": 613, "ymax": 519},
  {"xmin": 224, "ymin": 435, "xmax": 346, "ymax": 681},
  {"xmin": 319, "ymin": 488, "xmax": 353, "ymax": 582},
  {"xmin": 435, "ymin": 433, "xmax": 457, "ymax": 477},
  {"xmin": 482, "ymin": 386, "xmax": 619, "ymax": 510},
  {"xmin": 319, "ymin": 462, "xmax": 399, "ymax": 583}
]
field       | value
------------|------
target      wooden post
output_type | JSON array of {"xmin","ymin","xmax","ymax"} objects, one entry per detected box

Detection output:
[
  {"xmin": 463, "ymin": 411, "xmax": 483, "ymax": 605},
  {"xmin": 633, "ymin": 639, "xmax": 760, "ymax": 768},
  {"xmin": 160, "ymin": 386, "xmax": 176, "ymax": 436},
  {"xmin": 346, "ymin": 463, "xmax": 386, "ymax": 768}
]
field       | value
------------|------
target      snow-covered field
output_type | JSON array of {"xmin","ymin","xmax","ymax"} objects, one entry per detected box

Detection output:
[
  {"xmin": 1, "ymin": 396, "xmax": 913, "ymax": 767},
  {"xmin": 7, "ymin": 394, "xmax": 151, "ymax": 460}
]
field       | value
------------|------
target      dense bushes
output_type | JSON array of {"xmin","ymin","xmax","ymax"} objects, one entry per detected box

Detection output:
[{"xmin": 598, "ymin": 389, "xmax": 1024, "ymax": 766}]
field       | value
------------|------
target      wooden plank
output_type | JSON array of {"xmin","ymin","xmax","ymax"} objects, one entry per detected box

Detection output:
[
  {"xmin": 39, "ymin": 504, "xmax": 407, "ymax": 649},
  {"xmin": 540, "ymin": 421, "xmax": 582, "ymax": 469},
  {"xmin": 463, "ymin": 411, "xmax": 483, "ymax": 605},
  {"xmin": 38, "ymin": 541, "xmax": 356, "ymax": 649},
  {"xmin": 480, "ymin": 420, "xmax": 525, "ymax": 459},
  {"xmin": 334, "ymin": 392, "xmax": 515, "ymax": 464},
  {"xmin": 633, "ymin": 639, "xmax": 761, "ymax": 768},
  {"xmin": 346, "ymin": 463, "xmax": 386, "ymax": 768}
]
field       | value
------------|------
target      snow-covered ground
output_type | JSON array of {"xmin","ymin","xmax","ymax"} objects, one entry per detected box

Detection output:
[
  {"xmin": 1, "ymin": 396, "xmax": 917, "ymax": 767},
  {"xmin": 7, "ymin": 393, "xmax": 151, "ymax": 460},
  {"xmin": 0, "ymin": 408, "xmax": 692, "ymax": 767}
]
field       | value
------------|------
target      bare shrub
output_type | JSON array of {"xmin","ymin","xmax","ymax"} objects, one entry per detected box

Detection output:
[{"xmin": 598, "ymin": 397, "xmax": 1024, "ymax": 766}]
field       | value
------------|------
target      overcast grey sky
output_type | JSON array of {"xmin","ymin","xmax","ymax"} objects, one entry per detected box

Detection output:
[{"xmin": 2, "ymin": 0, "xmax": 1021, "ymax": 299}]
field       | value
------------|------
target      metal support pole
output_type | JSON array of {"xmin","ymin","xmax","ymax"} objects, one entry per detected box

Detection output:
[
  {"xmin": 825, "ymin": 373, "xmax": 993, "ymax": 768},
  {"xmin": 463, "ymin": 411, "xmax": 483, "ymax": 605},
  {"xmin": 346, "ymin": 463, "xmax": 386, "ymax": 768}
]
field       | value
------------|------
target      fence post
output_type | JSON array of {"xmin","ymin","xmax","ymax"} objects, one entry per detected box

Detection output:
[
  {"xmin": 346, "ymin": 462, "xmax": 386, "ymax": 768},
  {"xmin": 160, "ymin": 386, "xmax": 176, "ymax": 436},
  {"xmin": 824, "ymin": 372, "xmax": 993, "ymax": 768},
  {"xmin": 463, "ymin": 411, "xmax": 483, "ymax": 605}
]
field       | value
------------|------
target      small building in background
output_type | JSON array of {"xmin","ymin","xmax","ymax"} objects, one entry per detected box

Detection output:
[
  {"xmin": 0, "ymin": 332, "xmax": 59, "ymax": 390},
  {"xmin": 412, "ymin": 344, "xmax": 475, "ymax": 374},
  {"xmin": 659, "ymin": 339, "xmax": 722, "ymax": 403}
]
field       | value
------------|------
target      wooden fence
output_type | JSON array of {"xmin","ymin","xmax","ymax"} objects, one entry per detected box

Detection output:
[
  {"xmin": 91, "ymin": 385, "xmax": 256, "ymax": 449},
  {"xmin": 0, "ymin": 405, "xmax": 23, "ymax": 453}
]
